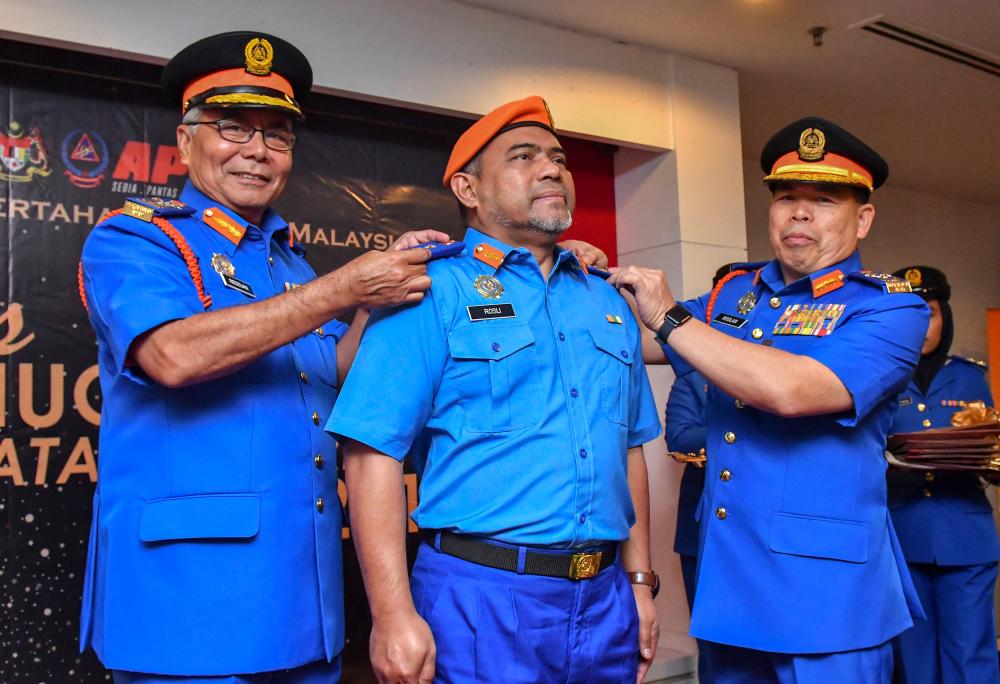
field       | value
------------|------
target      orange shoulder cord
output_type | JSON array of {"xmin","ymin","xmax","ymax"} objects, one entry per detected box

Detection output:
[
  {"xmin": 704, "ymin": 269, "xmax": 749, "ymax": 323},
  {"xmin": 77, "ymin": 209, "xmax": 213, "ymax": 313}
]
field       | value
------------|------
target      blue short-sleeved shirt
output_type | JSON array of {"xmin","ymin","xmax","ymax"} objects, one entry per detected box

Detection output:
[
  {"xmin": 79, "ymin": 181, "xmax": 349, "ymax": 675},
  {"xmin": 328, "ymin": 227, "xmax": 661, "ymax": 547},
  {"xmin": 661, "ymin": 251, "xmax": 931, "ymax": 654}
]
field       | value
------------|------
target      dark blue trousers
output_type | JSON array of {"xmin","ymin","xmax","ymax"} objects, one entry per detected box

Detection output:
[
  {"xmin": 680, "ymin": 553, "xmax": 713, "ymax": 683},
  {"xmin": 894, "ymin": 561, "xmax": 999, "ymax": 684},
  {"xmin": 112, "ymin": 657, "xmax": 341, "ymax": 683},
  {"xmin": 702, "ymin": 640, "xmax": 893, "ymax": 683},
  {"xmin": 411, "ymin": 542, "xmax": 639, "ymax": 683}
]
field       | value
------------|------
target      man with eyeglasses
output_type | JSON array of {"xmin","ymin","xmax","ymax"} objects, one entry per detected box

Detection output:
[{"xmin": 77, "ymin": 31, "xmax": 449, "ymax": 683}]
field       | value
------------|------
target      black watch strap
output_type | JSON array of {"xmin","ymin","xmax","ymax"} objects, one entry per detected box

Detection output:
[{"xmin": 655, "ymin": 303, "xmax": 693, "ymax": 344}]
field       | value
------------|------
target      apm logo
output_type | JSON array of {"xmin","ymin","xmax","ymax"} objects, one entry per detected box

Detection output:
[
  {"xmin": 0, "ymin": 121, "xmax": 52, "ymax": 182},
  {"xmin": 61, "ymin": 129, "xmax": 110, "ymax": 189}
]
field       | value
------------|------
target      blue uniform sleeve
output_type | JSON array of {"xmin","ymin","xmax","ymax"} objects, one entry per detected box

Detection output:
[
  {"xmin": 625, "ymin": 312, "xmax": 663, "ymax": 448},
  {"xmin": 325, "ymin": 288, "xmax": 447, "ymax": 459},
  {"xmin": 665, "ymin": 372, "xmax": 707, "ymax": 454},
  {"xmin": 807, "ymin": 293, "xmax": 929, "ymax": 427},
  {"xmin": 659, "ymin": 292, "xmax": 709, "ymax": 377},
  {"xmin": 323, "ymin": 319, "xmax": 351, "ymax": 342},
  {"xmin": 81, "ymin": 217, "xmax": 204, "ymax": 384}
]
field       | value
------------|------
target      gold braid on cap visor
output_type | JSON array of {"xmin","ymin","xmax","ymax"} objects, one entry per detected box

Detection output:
[
  {"xmin": 763, "ymin": 163, "xmax": 873, "ymax": 192},
  {"xmin": 203, "ymin": 92, "xmax": 302, "ymax": 115}
]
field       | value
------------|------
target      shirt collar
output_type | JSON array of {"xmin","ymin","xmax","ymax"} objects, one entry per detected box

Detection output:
[
  {"xmin": 461, "ymin": 226, "xmax": 587, "ymax": 280},
  {"xmin": 180, "ymin": 181, "xmax": 288, "ymax": 255},
  {"xmin": 758, "ymin": 250, "xmax": 863, "ymax": 294}
]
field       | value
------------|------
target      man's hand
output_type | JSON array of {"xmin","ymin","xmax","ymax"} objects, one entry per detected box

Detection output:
[
  {"xmin": 608, "ymin": 265, "xmax": 675, "ymax": 332},
  {"xmin": 633, "ymin": 584, "xmax": 659, "ymax": 682},
  {"xmin": 337, "ymin": 248, "xmax": 433, "ymax": 309},
  {"xmin": 391, "ymin": 229, "xmax": 453, "ymax": 251},
  {"xmin": 370, "ymin": 609, "xmax": 436, "ymax": 684},
  {"xmin": 558, "ymin": 239, "xmax": 608, "ymax": 269}
]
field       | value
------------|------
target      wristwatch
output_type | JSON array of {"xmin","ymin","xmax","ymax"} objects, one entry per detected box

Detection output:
[
  {"xmin": 627, "ymin": 571, "xmax": 660, "ymax": 599},
  {"xmin": 655, "ymin": 303, "xmax": 693, "ymax": 344}
]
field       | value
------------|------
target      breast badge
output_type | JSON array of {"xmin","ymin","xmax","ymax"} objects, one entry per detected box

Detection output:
[
  {"xmin": 737, "ymin": 291, "xmax": 757, "ymax": 315},
  {"xmin": 474, "ymin": 275, "xmax": 504, "ymax": 299},
  {"xmin": 211, "ymin": 253, "xmax": 255, "ymax": 298}
]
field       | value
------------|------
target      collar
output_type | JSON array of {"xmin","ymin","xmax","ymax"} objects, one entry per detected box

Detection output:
[
  {"xmin": 180, "ymin": 181, "xmax": 288, "ymax": 256},
  {"xmin": 757, "ymin": 251, "xmax": 863, "ymax": 298},
  {"xmin": 462, "ymin": 227, "xmax": 586, "ymax": 280}
]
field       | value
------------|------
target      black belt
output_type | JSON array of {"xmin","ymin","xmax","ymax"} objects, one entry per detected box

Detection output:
[{"xmin": 422, "ymin": 530, "xmax": 616, "ymax": 580}]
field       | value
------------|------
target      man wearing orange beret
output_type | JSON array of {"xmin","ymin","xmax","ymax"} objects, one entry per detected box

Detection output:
[{"xmin": 328, "ymin": 96, "xmax": 663, "ymax": 683}]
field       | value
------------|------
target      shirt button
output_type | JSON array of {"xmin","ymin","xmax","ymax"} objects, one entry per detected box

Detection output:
[
  {"xmin": 312, "ymin": 411, "xmax": 321, "ymax": 425},
  {"xmin": 922, "ymin": 489, "xmax": 933, "ymax": 498},
  {"xmin": 720, "ymin": 469, "xmax": 733, "ymax": 481},
  {"xmin": 315, "ymin": 454, "xmax": 324, "ymax": 469},
  {"xmin": 316, "ymin": 497, "xmax": 325, "ymax": 512},
  {"xmin": 558, "ymin": 332, "xmax": 566, "ymax": 341},
  {"xmin": 579, "ymin": 449, "xmax": 588, "ymax": 459},
  {"xmin": 491, "ymin": 342, "xmax": 501, "ymax": 352},
  {"xmin": 268, "ymin": 255, "xmax": 274, "ymax": 266},
  {"xmin": 917, "ymin": 403, "xmax": 926, "ymax": 412},
  {"xmin": 770, "ymin": 297, "xmax": 781, "ymax": 309},
  {"xmin": 724, "ymin": 431, "xmax": 736, "ymax": 444},
  {"xmin": 924, "ymin": 472, "xmax": 935, "ymax": 482},
  {"xmin": 570, "ymin": 388, "xmax": 579, "ymax": 398},
  {"xmin": 205, "ymin": 209, "xmax": 214, "ymax": 217},
  {"xmin": 621, "ymin": 350, "xmax": 629, "ymax": 359},
  {"xmin": 751, "ymin": 328, "xmax": 764, "ymax": 340},
  {"xmin": 734, "ymin": 399, "xmax": 745, "ymax": 409},
  {"xmin": 716, "ymin": 507, "xmax": 727, "ymax": 520},
  {"xmin": 579, "ymin": 513, "xmax": 587, "ymax": 523},
  {"xmin": 922, "ymin": 418, "xmax": 932, "ymax": 428},
  {"xmin": 300, "ymin": 371, "xmax": 308, "ymax": 383}
]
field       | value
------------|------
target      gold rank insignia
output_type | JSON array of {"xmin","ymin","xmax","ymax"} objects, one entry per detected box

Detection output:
[
  {"xmin": 122, "ymin": 200, "xmax": 155, "ymax": 222},
  {"xmin": 773, "ymin": 303, "xmax": 846, "ymax": 337},
  {"xmin": 474, "ymin": 274, "xmax": 504, "ymax": 299},
  {"xmin": 244, "ymin": 37, "xmax": 274, "ymax": 76},
  {"xmin": 737, "ymin": 291, "xmax": 757, "ymax": 315},
  {"xmin": 798, "ymin": 127, "xmax": 826, "ymax": 161},
  {"xmin": 811, "ymin": 269, "xmax": 846, "ymax": 298},
  {"xmin": 211, "ymin": 253, "xmax": 235, "ymax": 277},
  {"xmin": 905, "ymin": 268, "xmax": 922, "ymax": 287}
]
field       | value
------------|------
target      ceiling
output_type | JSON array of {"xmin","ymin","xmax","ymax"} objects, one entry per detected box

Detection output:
[{"xmin": 459, "ymin": 0, "xmax": 1000, "ymax": 206}]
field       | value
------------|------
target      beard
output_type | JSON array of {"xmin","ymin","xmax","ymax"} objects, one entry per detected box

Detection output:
[{"xmin": 488, "ymin": 205, "xmax": 573, "ymax": 236}]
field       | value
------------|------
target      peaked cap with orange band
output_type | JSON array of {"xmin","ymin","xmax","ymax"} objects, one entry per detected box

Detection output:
[
  {"xmin": 760, "ymin": 117, "xmax": 888, "ymax": 192},
  {"xmin": 162, "ymin": 31, "xmax": 312, "ymax": 120},
  {"xmin": 443, "ymin": 95, "xmax": 556, "ymax": 186}
]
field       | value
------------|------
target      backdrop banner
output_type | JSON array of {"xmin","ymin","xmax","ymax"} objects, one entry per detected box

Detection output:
[{"xmin": 0, "ymin": 62, "xmax": 616, "ymax": 683}]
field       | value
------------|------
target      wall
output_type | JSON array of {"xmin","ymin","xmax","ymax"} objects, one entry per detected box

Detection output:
[{"xmin": 743, "ymin": 157, "xmax": 1000, "ymax": 359}]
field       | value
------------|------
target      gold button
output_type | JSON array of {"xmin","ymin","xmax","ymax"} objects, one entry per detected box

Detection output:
[
  {"xmin": 300, "ymin": 371, "xmax": 308, "ymax": 383},
  {"xmin": 475, "ymin": 245, "xmax": 484, "ymax": 253},
  {"xmin": 315, "ymin": 327, "xmax": 324, "ymax": 337},
  {"xmin": 720, "ymin": 469, "xmax": 733, "ymax": 482},
  {"xmin": 312, "ymin": 411, "xmax": 321, "ymax": 425},
  {"xmin": 734, "ymin": 399, "xmax": 745, "ymax": 409},
  {"xmin": 268, "ymin": 256, "xmax": 275, "ymax": 266},
  {"xmin": 751, "ymin": 328, "xmax": 763, "ymax": 340},
  {"xmin": 922, "ymin": 419, "xmax": 931, "ymax": 428},
  {"xmin": 769, "ymin": 297, "xmax": 781, "ymax": 309},
  {"xmin": 316, "ymin": 497, "xmax": 325, "ymax": 512},
  {"xmin": 205, "ymin": 209, "xmax": 214, "ymax": 217},
  {"xmin": 724, "ymin": 431, "xmax": 736, "ymax": 444},
  {"xmin": 924, "ymin": 472, "xmax": 935, "ymax": 482},
  {"xmin": 716, "ymin": 507, "xmax": 727, "ymax": 520},
  {"xmin": 922, "ymin": 489, "xmax": 933, "ymax": 498},
  {"xmin": 315, "ymin": 454, "xmax": 324, "ymax": 469},
  {"xmin": 917, "ymin": 403, "xmax": 926, "ymax": 412}
]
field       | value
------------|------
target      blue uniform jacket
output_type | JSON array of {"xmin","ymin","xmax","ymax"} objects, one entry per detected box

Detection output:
[
  {"xmin": 662, "ymin": 251, "xmax": 929, "ymax": 654},
  {"xmin": 79, "ymin": 182, "xmax": 347, "ymax": 675},
  {"xmin": 888, "ymin": 356, "xmax": 999, "ymax": 565},
  {"xmin": 328, "ymin": 228, "xmax": 661, "ymax": 547},
  {"xmin": 667, "ymin": 372, "xmax": 708, "ymax": 558}
]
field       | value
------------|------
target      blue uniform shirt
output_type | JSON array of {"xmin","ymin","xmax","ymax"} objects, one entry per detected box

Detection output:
[
  {"xmin": 328, "ymin": 227, "xmax": 661, "ymax": 547},
  {"xmin": 662, "ymin": 251, "xmax": 930, "ymax": 654},
  {"xmin": 666, "ymin": 371, "xmax": 708, "ymax": 558},
  {"xmin": 888, "ymin": 356, "xmax": 999, "ymax": 565},
  {"xmin": 79, "ymin": 181, "xmax": 348, "ymax": 675}
]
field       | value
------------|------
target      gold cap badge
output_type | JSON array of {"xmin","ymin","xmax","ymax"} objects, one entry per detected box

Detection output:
[
  {"xmin": 905, "ymin": 268, "xmax": 922, "ymax": 287},
  {"xmin": 244, "ymin": 38, "xmax": 274, "ymax": 76},
  {"xmin": 798, "ymin": 127, "xmax": 826, "ymax": 161}
]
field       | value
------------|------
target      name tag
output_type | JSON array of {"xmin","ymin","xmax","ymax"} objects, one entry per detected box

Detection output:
[
  {"xmin": 221, "ymin": 273, "xmax": 256, "ymax": 298},
  {"xmin": 467, "ymin": 303, "xmax": 515, "ymax": 321},
  {"xmin": 713, "ymin": 312, "xmax": 747, "ymax": 328}
]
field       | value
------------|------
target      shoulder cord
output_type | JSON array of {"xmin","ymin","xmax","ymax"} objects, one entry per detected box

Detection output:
[
  {"xmin": 77, "ymin": 209, "xmax": 213, "ymax": 312},
  {"xmin": 704, "ymin": 269, "xmax": 749, "ymax": 323}
]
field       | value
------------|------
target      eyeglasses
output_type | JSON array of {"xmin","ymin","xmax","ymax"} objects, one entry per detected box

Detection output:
[{"xmin": 194, "ymin": 119, "xmax": 297, "ymax": 151}]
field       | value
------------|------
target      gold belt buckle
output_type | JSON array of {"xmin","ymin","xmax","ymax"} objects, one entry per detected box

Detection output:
[{"xmin": 569, "ymin": 551, "xmax": 602, "ymax": 580}]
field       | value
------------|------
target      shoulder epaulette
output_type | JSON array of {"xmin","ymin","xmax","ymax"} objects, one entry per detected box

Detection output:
[
  {"xmin": 729, "ymin": 260, "xmax": 769, "ymax": 273},
  {"xmin": 947, "ymin": 355, "xmax": 988, "ymax": 370},
  {"xmin": 120, "ymin": 196, "xmax": 195, "ymax": 223},
  {"xmin": 850, "ymin": 270, "xmax": 912, "ymax": 294}
]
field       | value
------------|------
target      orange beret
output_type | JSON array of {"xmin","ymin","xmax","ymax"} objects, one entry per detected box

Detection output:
[{"xmin": 443, "ymin": 95, "xmax": 556, "ymax": 186}]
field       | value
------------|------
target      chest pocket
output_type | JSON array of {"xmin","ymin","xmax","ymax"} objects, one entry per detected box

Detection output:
[
  {"xmin": 448, "ymin": 324, "xmax": 540, "ymax": 433},
  {"xmin": 589, "ymin": 327, "xmax": 633, "ymax": 427}
]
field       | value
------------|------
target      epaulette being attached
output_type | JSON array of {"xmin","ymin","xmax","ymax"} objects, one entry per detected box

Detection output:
[
  {"xmin": 947, "ymin": 355, "xmax": 989, "ymax": 370},
  {"xmin": 121, "ymin": 196, "xmax": 195, "ymax": 223},
  {"xmin": 850, "ymin": 270, "xmax": 912, "ymax": 294}
]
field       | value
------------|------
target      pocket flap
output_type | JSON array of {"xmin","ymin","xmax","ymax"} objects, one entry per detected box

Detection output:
[
  {"xmin": 448, "ymin": 324, "xmax": 534, "ymax": 361},
  {"xmin": 589, "ymin": 328, "xmax": 634, "ymax": 366},
  {"xmin": 769, "ymin": 511, "xmax": 868, "ymax": 563},
  {"xmin": 140, "ymin": 493, "xmax": 260, "ymax": 542}
]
